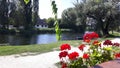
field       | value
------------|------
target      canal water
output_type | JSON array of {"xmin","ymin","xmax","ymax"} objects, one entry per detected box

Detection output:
[{"xmin": 0, "ymin": 32, "xmax": 83, "ymax": 45}]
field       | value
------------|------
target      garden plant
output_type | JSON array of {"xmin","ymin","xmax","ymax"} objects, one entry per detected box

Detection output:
[{"xmin": 59, "ymin": 32, "xmax": 120, "ymax": 68}]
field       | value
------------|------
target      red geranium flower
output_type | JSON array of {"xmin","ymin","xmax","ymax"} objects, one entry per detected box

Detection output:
[
  {"xmin": 83, "ymin": 53, "xmax": 89, "ymax": 59},
  {"xmin": 61, "ymin": 63, "xmax": 67, "ymax": 68},
  {"xmin": 59, "ymin": 51, "xmax": 68, "ymax": 59},
  {"xmin": 92, "ymin": 40, "xmax": 99, "ymax": 46},
  {"xmin": 68, "ymin": 52, "xmax": 79, "ymax": 60},
  {"xmin": 84, "ymin": 39, "xmax": 91, "ymax": 43},
  {"xmin": 83, "ymin": 32, "xmax": 99, "ymax": 43},
  {"xmin": 60, "ymin": 44, "xmax": 71, "ymax": 51},
  {"xmin": 103, "ymin": 40, "xmax": 113, "ymax": 45},
  {"xmin": 114, "ymin": 53, "xmax": 120, "ymax": 58},
  {"xmin": 83, "ymin": 33, "xmax": 92, "ymax": 41},
  {"xmin": 91, "ymin": 32, "xmax": 99, "ymax": 38},
  {"xmin": 78, "ymin": 44, "xmax": 85, "ymax": 51},
  {"xmin": 113, "ymin": 43, "xmax": 120, "ymax": 47}
]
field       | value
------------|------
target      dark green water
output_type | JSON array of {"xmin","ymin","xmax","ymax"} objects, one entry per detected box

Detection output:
[{"xmin": 0, "ymin": 33, "xmax": 83, "ymax": 45}]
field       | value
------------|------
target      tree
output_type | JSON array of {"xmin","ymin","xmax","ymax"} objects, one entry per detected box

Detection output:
[
  {"xmin": 73, "ymin": 0, "xmax": 87, "ymax": 32},
  {"xmin": 61, "ymin": 3, "xmax": 86, "ymax": 32},
  {"xmin": 9, "ymin": 0, "xmax": 25, "ymax": 28},
  {"xmin": 0, "ymin": 0, "xmax": 9, "ymax": 29},
  {"xmin": 84, "ymin": 0, "xmax": 120, "ymax": 36},
  {"xmin": 23, "ymin": 0, "xmax": 32, "ymax": 30},
  {"xmin": 32, "ymin": 0, "xmax": 39, "ymax": 26},
  {"xmin": 61, "ymin": 8, "xmax": 77, "ymax": 30},
  {"xmin": 46, "ymin": 17, "xmax": 55, "ymax": 28}
]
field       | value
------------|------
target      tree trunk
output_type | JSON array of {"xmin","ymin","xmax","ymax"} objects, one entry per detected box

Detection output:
[
  {"xmin": 102, "ymin": 28, "xmax": 109, "ymax": 37},
  {"xmin": 24, "ymin": 0, "xmax": 32, "ymax": 30}
]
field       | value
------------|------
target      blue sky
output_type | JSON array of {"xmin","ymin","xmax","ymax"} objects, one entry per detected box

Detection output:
[{"xmin": 39, "ymin": 0, "xmax": 75, "ymax": 19}]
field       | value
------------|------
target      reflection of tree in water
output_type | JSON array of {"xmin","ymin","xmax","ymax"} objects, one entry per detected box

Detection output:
[{"xmin": 8, "ymin": 34, "xmax": 37, "ymax": 45}]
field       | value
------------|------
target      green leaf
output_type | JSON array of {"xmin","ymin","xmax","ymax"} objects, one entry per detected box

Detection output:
[
  {"xmin": 24, "ymin": 0, "xmax": 30, "ymax": 4},
  {"xmin": 104, "ymin": 47, "xmax": 112, "ymax": 51},
  {"xmin": 51, "ymin": 0, "xmax": 61, "ymax": 41},
  {"xmin": 52, "ymin": 1, "xmax": 55, "ymax": 5}
]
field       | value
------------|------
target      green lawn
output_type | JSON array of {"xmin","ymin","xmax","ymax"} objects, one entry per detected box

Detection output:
[
  {"xmin": 0, "ymin": 37, "xmax": 115, "ymax": 56},
  {"xmin": 109, "ymin": 31, "xmax": 120, "ymax": 36},
  {"xmin": 0, "ymin": 40, "xmax": 82, "ymax": 56}
]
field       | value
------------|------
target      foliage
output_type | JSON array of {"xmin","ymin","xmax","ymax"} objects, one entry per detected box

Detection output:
[
  {"xmin": 73, "ymin": 1, "xmax": 87, "ymax": 32},
  {"xmin": 84, "ymin": 0, "xmax": 120, "ymax": 36},
  {"xmin": 0, "ymin": 0, "xmax": 39, "ymax": 32},
  {"xmin": 46, "ymin": 17, "xmax": 55, "ymax": 28},
  {"xmin": 61, "ymin": 0, "xmax": 120, "ymax": 35},
  {"xmin": 61, "ymin": 8, "xmax": 77, "ymax": 30},
  {"xmin": 24, "ymin": 0, "xmax": 30, "ymax": 4},
  {"xmin": 32, "ymin": 0, "xmax": 39, "ymax": 26},
  {"xmin": 59, "ymin": 32, "xmax": 120, "ymax": 68},
  {"xmin": 51, "ymin": 0, "xmax": 61, "ymax": 40},
  {"xmin": 0, "ymin": 0, "xmax": 9, "ymax": 29},
  {"xmin": 23, "ymin": 0, "xmax": 33, "ymax": 30}
]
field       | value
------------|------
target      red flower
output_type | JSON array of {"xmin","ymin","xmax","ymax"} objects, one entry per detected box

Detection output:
[
  {"xmin": 91, "ymin": 32, "xmax": 99, "ymax": 38},
  {"xmin": 83, "ymin": 32, "xmax": 99, "ymax": 42},
  {"xmin": 83, "ymin": 33, "xmax": 92, "ymax": 41},
  {"xmin": 99, "ymin": 43, "xmax": 101, "ymax": 47},
  {"xmin": 83, "ymin": 53, "xmax": 89, "ymax": 59},
  {"xmin": 60, "ymin": 44, "xmax": 71, "ymax": 51},
  {"xmin": 59, "ymin": 51, "xmax": 68, "ymax": 59},
  {"xmin": 61, "ymin": 63, "xmax": 67, "ymax": 68},
  {"xmin": 103, "ymin": 40, "xmax": 113, "ymax": 45},
  {"xmin": 68, "ymin": 52, "xmax": 79, "ymax": 60},
  {"xmin": 113, "ymin": 43, "xmax": 120, "ymax": 47},
  {"xmin": 115, "ymin": 53, "xmax": 120, "ymax": 58},
  {"xmin": 92, "ymin": 40, "xmax": 99, "ymax": 46},
  {"xmin": 78, "ymin": 44, "xmax": 85, "ymax": 51},
  {"xmin": 84, "ymin": 39, "xmax": 91, "ymax": 43}
]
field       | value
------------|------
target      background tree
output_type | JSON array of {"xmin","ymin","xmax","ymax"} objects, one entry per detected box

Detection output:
[
  {"xmin": 46, "ymin": 17, "xmax": 55, "ymax": 28},
  {"xmin": 61, "ymin": 0, "xmax": 120, "ymax": 36},
  {"xmin": 23, "ymin": 0, "xmax": 32, "ymax": 30},
  {"xmin": 73, "ymin": 0, "xmax": 87, "ymax": 32},
  {"xmin": 0, "ymin": 0, "xmax": 9, "ymax": 29},
  {"xmin": 9, "ymin": 0, "xmax": 25, "ymax": 28},
  {"xmin": 85, "ymin": 0, "xmax": 120, "ymax": 36},
  {"xmin": 32, "ymin": 0, "xmax": 39, "ymax": 26},
  {"xmin": 61, "ymin": 8, "xmax": 77, "ymax": 31}
]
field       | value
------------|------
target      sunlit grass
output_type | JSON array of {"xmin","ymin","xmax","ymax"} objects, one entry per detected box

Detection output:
[
  {"xmin": 0, "ymin": 40, "xmax": 82, "ymax": 56},
  {"xmin": 109, "ymin": 31, "xmax": 120, "ymax": 36}
]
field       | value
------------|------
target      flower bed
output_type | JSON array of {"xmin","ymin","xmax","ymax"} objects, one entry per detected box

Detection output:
[{"xmin": 58, "ymin": 32, "xmax": 120, "ymax": 68}]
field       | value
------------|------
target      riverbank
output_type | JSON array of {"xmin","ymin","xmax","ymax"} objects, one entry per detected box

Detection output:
[
  {"xmin": 0, "ymin": 28, "xmax": 73, "ymax": 34},
  {"xmin": 0, "ymin": 38, "xmax": 116, "ymax": 56}
]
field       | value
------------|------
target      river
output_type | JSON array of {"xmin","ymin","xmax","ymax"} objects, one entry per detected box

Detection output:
[{"xmin": 0, "ymin": 32, "xmax": 83, "ymax": 45}]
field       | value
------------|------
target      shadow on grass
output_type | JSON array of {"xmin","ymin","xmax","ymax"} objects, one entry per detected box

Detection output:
[{"xmin": 103, "ymin": 34, "xmax": 120, "ymax": 38}]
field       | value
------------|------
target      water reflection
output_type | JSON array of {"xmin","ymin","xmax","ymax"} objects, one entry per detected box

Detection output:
[
  {"xmin": 0, "ymin": 33, "xmax": 83, "ymax": 45},
  {"xmin": 36, "ymin": 34, "xmax": 57, "ymax": 44}
]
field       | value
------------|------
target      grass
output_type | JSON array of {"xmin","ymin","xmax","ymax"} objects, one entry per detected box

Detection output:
[
  {"xmin": 109, "ymin": 31, "xmax": 120, "ymax": 37},
  {"xmin": 37, "ymin": 28, "xmax": 73, "ymax": 33},
  {"xmin": 0, "ymin": 40, "xmax": 82, "ymax": 56}
]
